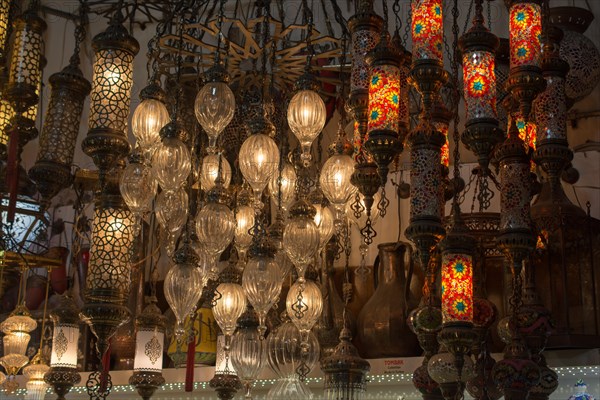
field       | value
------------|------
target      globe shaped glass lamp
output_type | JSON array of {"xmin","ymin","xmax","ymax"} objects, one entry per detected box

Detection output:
[
  {"xmin": 319, "ymin": 153, "xmax": 357, "ymax": 219},
  {"xmin": 199, "ymin": 153, "xmax": 232, "ymax": 191},
  {"xmin": 267, "ymin": 320, "xmax": 320, "ymax": 377},
  {"xmin": 283, "ymin": 213, "xmax": 320, "ymax": 280},
  {"xmin": 287, "ymin": 89, "xmax": 326, "ymax": 167},
  {"xmin": 151, "ymin": 137, "xmax": 191, "ymax": 191},
  {"xmin": 266, "ymin": 321, "xmax": 320, "ymax": 399},
  {"xmin": 234, "ymin": 204, "xmax": 255, "ymax": 262},
  {"xmin": 212, "ymin": 282, "xmax": 247, "ymax": 345},
  {"xmin": 132, "ymin": 98, "xmax": 169, "ymax": 155},
  {"xmin": 314, "ymin": 204, "xmax": 334, "ymax": 251},
  {"xmin": 346, "ymin": 190, "xmax": 381, "ymax": 228},
  {"xmin": 164, "ymin": 246, "xmax": 204, "ymax": 338},
  {"xmin": 155, "ymin": 188, "xmax": 188, "ymax": 255},
  {"xmin": 286, "ymin": 279, "xmax": 323, "ymax": 347},
  {"xmin": 242, "ymin": 254, "xmax": 282, "ymax": 338},
  {"xmin": 230, "ymin": 317, "xmax": 266, "ymax": 399},
  {"xmin": 196, "ymin": 202, "xmax": 235, "ymax": 268},
  {"xmin": 239, "ymin": 133, "xmax": 280, "ymax": 210},
  {"xmin": 269, "ymin": 161, "xmax": 298, "ymax": 211},
  {"xmin": 194, "ymin": 81, "xmax": 235, "ymax": 152},
  {"xmin": 119, "ymin": 158, "xmax": 157, "ymax": 237}
]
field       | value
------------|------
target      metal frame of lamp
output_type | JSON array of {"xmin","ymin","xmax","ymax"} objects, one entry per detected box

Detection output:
[{"xmin": 44, "ymin": 295, "xmax": 82, "ymax": 400}]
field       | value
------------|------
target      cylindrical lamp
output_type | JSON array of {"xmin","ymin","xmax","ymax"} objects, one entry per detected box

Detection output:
[
  {"xmin": 459, "ymin": 0, "xmax": 502, "ymax": 173},
  {"xmin": 29, "ymin": 61, "xmax": 91, "ymax": 205},
  {"xmin": 81, "ymin": 181, "xmax": 135, "ymax": 358},
  {"xmin": 0, "ymin": 304, "xmax": 37, "ymax": 376},
  {"xmin": 45, "ymin": 295, "xmax": 82, "ymax": 400},
  {"xmin": 82, "ymin": 10, "xmax": 139, "ymax": 178},
  {"xmin": 129, "ymin": 298, "xmax": 167, "ymax": 400},
  {"xmin": 364, "ymin": 32, "xmax": 403, "ymax": 188},
  {"xmin": 505, "ymin": 0, "xmax": 545, "ymax": 120},
  {"xmin": 4, "ymin": 5, "xmax": 46, "ymax": 112}
]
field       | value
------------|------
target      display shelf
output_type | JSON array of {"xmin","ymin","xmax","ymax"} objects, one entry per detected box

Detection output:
[{"xmin": 5, "ymin": 349, "xmax": 599, "ymax": 399}]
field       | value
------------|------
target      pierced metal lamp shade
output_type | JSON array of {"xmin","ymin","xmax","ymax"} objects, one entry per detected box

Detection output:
[
  {"xmin": 82, "ymin": 11, "xmax": 139, "ymax": 176},
  {"xmin": 29, "ymin": 63, "xmax": 91, "ymax": 205}
]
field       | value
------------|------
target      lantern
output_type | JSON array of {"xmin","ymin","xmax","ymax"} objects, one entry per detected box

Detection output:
[
  {"xmin": 155, "ymin": 187, "xmax": 188, "ymax": 255},
  {"xmin": 364, "ymin": 31, "xmax": 404, "ymax": 190},
  {"xmin": 82, "ymin": 10, "xmax": 139, "ymax": 177},
  {"xmin": 28, "ymin": 59, "xmax": 91, "ymax": 205},
  {"xmin": 81, "ymin": 184, "xmax": 135, "ymax": 358},
  {"xmin": 230, "ymin": 308, "xmax": 265, "ymax": 399},
  {"xmin": 209, "ymin": 335, "xmax": 242, "ymax": 400},
  {"xmin": 119, "ymin": 154, "xmax": 157, "ymax": 237},
  {"xmin": 505, "ymin": 0, "xmax": 545, "ymax": 120},
  {"xmin": 458, "ymin": 0, "xmax": 502, "ymax": 173},
  {"xmin": 4, "ymin": 5, "xmax": 46, "ymax": 111},
  {"xmin": 129, "ymin": 298, "xmax": 167, "ymax": 400},
  {"xmin": 152, "ymin": 122, "xmax": 192, "ymax": 192},
  {"xmin": 286, "ymin": 279, "xmax": 323, "ymax": 345},
  {"xmin": 212, "ymin": 264, "xmax": 247, "ymax": 348},
  {"xmin": 411, "ymin": 0, "xmax": 443, "ymax": 62},
  {"xmin": 268, "ymin": 160, "xmax": 297, "ymax": 211}
]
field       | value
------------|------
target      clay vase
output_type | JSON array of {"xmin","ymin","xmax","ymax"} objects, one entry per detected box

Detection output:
[
  {"xmin": 357, "ymin": 242, "xmax": 422, "ymax": 358},
  {"xmin": 46, "ymin": 246, "xmax": 70, "ymax": 294},
  {"xmin": 25, "ymin": 274, "xmax": 48, "ymax": 310}
]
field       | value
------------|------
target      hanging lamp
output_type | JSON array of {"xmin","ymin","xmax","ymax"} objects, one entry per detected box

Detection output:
[
  {"xmin": 458, "ymin": 0, "xmax": 502, "ymax": 174},
  {"xmin": 44, "ymin": 295, "xmax": 81, "ymax": 400}
]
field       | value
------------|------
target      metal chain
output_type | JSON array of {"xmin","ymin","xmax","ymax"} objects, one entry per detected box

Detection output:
[
  {"xmin": 451, "ymin": 0, "xmax": 462, "ymax": 184},
  {"xmin": 462, "ymin": 0, "xmax": 475, "ymax": 34},
  {"xmin": 403, "ymin": 2, "xmax": 411, "ymax": 45},
  {"xmin": 69, "ymin": 0, "xmax": 87, "ymax": 67},
  {"xmin": 301, "ymin": 0, "xmax": 315, "ymax": 70},
  {"xmin": 214, "ymin": 0, "xmax": 227, "ymax": 65},
  {"xmin": 393, "ymin": 0, "xmax": 402, "ymax": 36},
  {"xmin": 381, "ymin": 0, "xmax": 389, "ymax": 31},
  {"xmin": 487, "ymin": 0, "xmax": 492, "ymax": 30}
]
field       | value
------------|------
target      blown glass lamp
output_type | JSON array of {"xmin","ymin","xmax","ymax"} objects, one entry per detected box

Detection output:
[
  {"xmin": 234, "ymin": 203, "xmax": 255, "ymax": 262},
  {"xmin": 165, "ymin": 243, "xmax": 204, "ymax": 337},
  {"xmin": 458, "ymin": 0, "xmax": 501, "ymax": 172},
  {"xmin": 0, "ymin": 304, "xmax": 37, "ymax": 376},
  {"xmin": 230, "ymin": 308, "xmax": 265, "ymax": 399},
  {"xmin": 194, "ymin": 66, "xmax": 235, "ymax": 153},
  {"xmin": 23, "ymin": 353, "xmax": 49, "ymax": 400},
  {"xmin": 131, "ymin": 84, "xmax": 169, "ymax": 155},
  {"xmin": 129, "ymin": 297, "xmax": 167, "ymax": 400},
  {"xmin": 200, "ymin": 153, "xmax": 232, "ymax": 190},
  {"xmin": 119, "ymin": 154, "xmax": 157, "ymax": 237},
  {"xmin": 151, "ymin": 122, "xmax": 192, "ymax": 192},
  {"xmin": 242, "ymin": 240, "xmax": 282, "ymax": 338},
  {"xmin": 81, "ymin": 10, "xmax": 139, "ymax": 177},
  {"xmin": 155, "ymin": 187, "xmax": 188, "ymax": 255},
  {"xmin": 266, "ymin": 320, "xmax": 320, "ymax": 398},
  {"xmin": 286, "ymin": 279, "xmax": 323, "ymax": 349},
  {"xmin": 319, "ymin": 133, "xmax": 357, "ymax": 222},
  {"xmin": 283, "ymin": 200, "xmax": 320, "ymax": 279},
  {"xmin": 195, "ymin": 179, "xmax": 235, "ymax": 273},
  {"xmin": 269, "ymin": 160, "xmax": 297, "ymax": 211},
  {"xmin": 44, "ymin": 294, "xmax": 81, "ymax": 399},
  {"xmin": 213, "ymin": 264, "xmax": 247, "ymax": 350},
  {"xmin": 287, "ymin": 87, "xmax": 326, "ymax": 167},
  {"xmin": 0, "ymin": 0, "xmax": 9, "ymax": 60},
  {"xmin": 239, "ymin": 116, "xmax": 280, "ymax": 209}
]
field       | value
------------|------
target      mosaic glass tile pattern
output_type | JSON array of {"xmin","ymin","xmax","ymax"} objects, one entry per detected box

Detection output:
[
  {"xmin": 509, "ymin": 3, "xmax": 542, "ymax": 69},
  {"xmin": 463, "ymin": 50, "xmax": 497, "ymax": 121},
  {"xmin": 441, "ymin": 253, "xmax": 474, "ymax": 324},
  {"xmin": 411, "ymin": 0, "xmax": 443, "ymax": 61}
]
